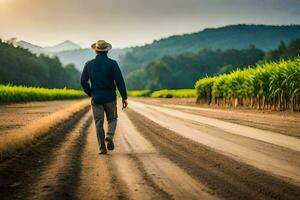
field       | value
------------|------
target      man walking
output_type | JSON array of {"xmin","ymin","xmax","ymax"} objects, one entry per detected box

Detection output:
[{"xmin": 81, "ymin": 40, "xmax": 128, "ymax": 155}]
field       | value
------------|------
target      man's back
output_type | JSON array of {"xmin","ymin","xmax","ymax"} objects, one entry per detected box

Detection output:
[{"xmin": 81, "ymin": 53, "xmax": 127, "ymax": 104}]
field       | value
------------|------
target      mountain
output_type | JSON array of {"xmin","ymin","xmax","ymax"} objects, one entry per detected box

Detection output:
[
  {"xmin": 15, "ymin": 40, "xmax": 81, "ymax": 54},
  {"xmin": 14, "ymin": 24, "xmax": 300, "ymax": 74},
  {"xmin": 55, "ymin": 48, "xmax": 131, "ymax": 71},
  {"xmin": 121, "ymin": 24, "xmax": 300, "ymax": 74},
  {"xmin": 15, "ymin": 40, "xmax": 44, "ymax": 54},
  {"xmin": 43, "ymin": 40, "xmax": 81, "ymax": 53},
  {"xmin": 15, "ymin": 40, "xmax": 130, "ymax": 71}
]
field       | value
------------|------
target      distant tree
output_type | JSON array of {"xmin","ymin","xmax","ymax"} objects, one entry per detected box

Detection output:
[
  {"xmin": 125, "ymin": 46, "xmax": 265, "ymax": 90},
  {"xmin": 64, "ymin": 64, "xmax": 81, "ymax": 89},
  {"xmin": 146, "ymin": 80, "xmax": 161, "ymax": 92},
  {"xmin": 217, "ymin": 65, "xmax": 235, "ymax": 75},
  {"xmin": 285, "ymin": 38, "xmax": 300, "ymax": 58},
  {"xmin": 265, "ymin": 41, "xmax": 287, "ymax": 61},
  {"xmin": 0, "ymin": 40, "xmax": 81, "ymax": 89},
  {"xmin": 265, "ymin": 38, "xmax": 300, "ymax": 61},
  {"xmin": 7, "ymin": 37, "xmax": 17, "ymax": 45}
]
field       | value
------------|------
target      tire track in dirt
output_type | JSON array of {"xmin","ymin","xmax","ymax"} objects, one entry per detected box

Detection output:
[
  {"xmin": 24, "ymin": 111, "xmax": 92, "ymax": 200},
  {"xmin": 159, "ymin": 103, "xmax": 300, "ymax": 138},
  {"xmin": 129, "ymin": 101, "xmax": 300, "ymax": 185},
  {"xmin": 131, "ymin": 101, "xmax": 300, "ymax": 151},
  {"xmin": 108, "ymin": 110, "xmax": 218, "ymax": 200},
  {"xmin": 0, "ymin": 106, "xmax": 90, "ymax": 200},
  {"xmin": 76, "ymin": 124, "xmax": 125, "ymax": 200},
  {"xmin": 111, "ymin": 121, "xmax": 171, "ymax": 200},
  {"xmin": 125, "ymin": 108, "xmax": 300, "ymax": 200}
]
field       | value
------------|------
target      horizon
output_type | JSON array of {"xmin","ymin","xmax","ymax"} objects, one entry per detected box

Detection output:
[
  {"xmin": 7, "ymin": 23, "xmax": 300, "ymax": 49},
  {"xmin": 1, "ymin": 0, "xmax": 299, "ymax": 48}
]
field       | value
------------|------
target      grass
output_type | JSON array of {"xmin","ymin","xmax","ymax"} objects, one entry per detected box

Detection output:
[
  {"xmin": 150, "ymin": 89, "xmax": 197, "ymax": 98},
  {"xmin": 127, "ymin": 90, "xmax": 151, "ymax": 97},
  {"xmin": 0, "ymin": 84, "xmax": 195, "ymax": 102},
  {"xmin": 126, "ymin": 89, "xmax": 196, "ymax": 98},
  {"xmin": 0, "ymin": 84, "xmax": 86, "ymax": 102}
]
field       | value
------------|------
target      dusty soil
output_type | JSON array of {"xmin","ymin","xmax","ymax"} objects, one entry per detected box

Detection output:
[
  {"xmin": 133, "ymin": 97, "xmax": 300, "ymax": 138},
  {"xmin": 0, "ymin": 100, "xmax": 81, "ymax": 135},
  {"xmin": 0, "ymin": 99, "xmax": 299, "ymax": 200},
  {"xmin": 0, "ymin": 107, "xmax": 90, "ymax": 199},
  {"xmin": 125, "ymin": 108, "xmax": 300, "ymax": 200}
]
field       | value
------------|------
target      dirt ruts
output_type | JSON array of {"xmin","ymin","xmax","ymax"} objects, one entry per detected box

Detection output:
[
  {"xmin": 105, "ymin": 110, "xmax": 217, "ymax": 200},
  {"xmin": 1, "ymin": 99, "xmax": 300, "ymax": 200},
  {"xmin": 0, "ymin": 107, "xmax": 91, "ymax": 200},
  {"xmin": 125, "ymin": 108, "xmax": 300, "ymax": 200}
]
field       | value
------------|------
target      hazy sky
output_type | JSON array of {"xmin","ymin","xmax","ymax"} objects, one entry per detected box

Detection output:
[{"xmin": 0, "ymin": 0, "xmax": 299, "ymax": 48}]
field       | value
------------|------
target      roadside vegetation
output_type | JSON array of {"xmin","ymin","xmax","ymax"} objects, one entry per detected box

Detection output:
[
  {"xmin": 126, "ymin": 89, "xmax": 196, "ymax": 98},
  {"xmin": 0, "ymin": 85, "xmax": 86, "ymax": 102},
  {"xmin": 151, "ymin": 89, "xmax": 196, "ymax": 98},
  {"xmin": 127, "ymin": 90, "xmax": 151, "ymax": 97},
  {"xmin": 195, "ymin": 57, "xmax": 300, "ymax": 111}
]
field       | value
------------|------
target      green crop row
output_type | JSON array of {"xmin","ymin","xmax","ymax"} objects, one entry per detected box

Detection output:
[
  {"xmin": 127, "ymin": 90, "xmax": 152, "ymax": 97},
  {"xmin": 0, "ymin": 85, "xmax": 196, "ymax": 103},
  {"xmin": 150, "ymin": 89, "xmax": 196, "ymax": 98},
  {"xmin": 125, "ymin": 89, "xmax": 197, "ymax": 98},
  {"xmin": 0, "ymin": 85, "xmax": 86, "ymax": 102},
  {"xmin": 195, "ymin": 57, "xmax": 300, "ymax": 111}
]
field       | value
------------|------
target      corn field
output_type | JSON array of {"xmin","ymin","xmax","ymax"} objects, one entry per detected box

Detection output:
[{"xmin": 195, "ymin": 57, "xmax": 300, "ymax": 112}]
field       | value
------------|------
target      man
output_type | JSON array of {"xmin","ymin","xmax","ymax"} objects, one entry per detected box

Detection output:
[{"xmin": 81, "ymin": 40, "xmax": 128, "ymax": 155}]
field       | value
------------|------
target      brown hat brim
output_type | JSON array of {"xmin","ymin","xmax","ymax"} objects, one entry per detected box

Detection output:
[{"xmin": 91, "ymin": 42, "xmax": 112, "ymax": 52}]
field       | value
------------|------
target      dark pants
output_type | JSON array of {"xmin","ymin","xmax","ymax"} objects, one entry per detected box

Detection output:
[{"xmin": 91, "ymin": 100, "xmax": 118, "ymax": 151}]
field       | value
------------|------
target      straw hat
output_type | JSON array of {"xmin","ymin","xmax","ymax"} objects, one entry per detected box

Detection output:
[{"xmin": 91, "ymin": 40, "xmax": 112, "ymax": 51}]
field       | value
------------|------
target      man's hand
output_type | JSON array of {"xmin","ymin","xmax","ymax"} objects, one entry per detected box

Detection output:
[{"xmin": 122, "ymin": 99, "xmax": 128, "ymax": 110}]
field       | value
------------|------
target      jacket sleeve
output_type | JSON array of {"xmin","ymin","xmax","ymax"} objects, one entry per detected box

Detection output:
[
  {"xmin": 80, "ymin": 63, "xmax": 92, "ymax": 97},
  {"xmin": 113, "ymin": 61, "xmax": 128, "ymax": 100}
]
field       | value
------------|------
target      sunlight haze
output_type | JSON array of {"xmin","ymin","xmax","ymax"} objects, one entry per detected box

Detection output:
[{"xmin": 0, "ymin": 0, "xmax": 299, "ymax": 48}]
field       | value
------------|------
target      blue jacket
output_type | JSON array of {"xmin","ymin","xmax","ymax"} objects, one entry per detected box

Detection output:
[{"xmin": 81, "ymin": 53, "xmax": 127, "ymax": 104}]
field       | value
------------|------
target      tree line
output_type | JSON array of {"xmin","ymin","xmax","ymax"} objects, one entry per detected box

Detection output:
[
  {"xmin": 121, "ymin": 25, "xmax": 300, "ymax": 75},
  {"xmin": 125, "ymin": 45, "xmax": 265, "ymax": 90},
  {"xmin": 0, "ymin": 39, "xmax": 81, "ymax": 89},
  {"xmin": 125, "ymin": 38, "xmax": 300, "ymax": 91},
  {"xmin": 264, "ymin": 38, "xmax": 300, "ymax": 62}
]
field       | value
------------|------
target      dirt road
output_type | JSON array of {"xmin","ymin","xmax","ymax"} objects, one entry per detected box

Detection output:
[
  {"xmin": 0, "ymin": 99, "xmax": 300, "ymax": 200},
  {"xmin": 0, "ymin": 100, "xmax": 81, "ymax": 135}
]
